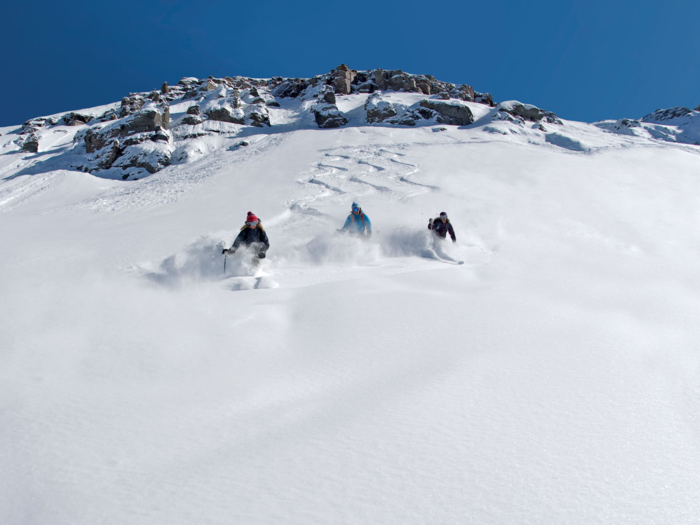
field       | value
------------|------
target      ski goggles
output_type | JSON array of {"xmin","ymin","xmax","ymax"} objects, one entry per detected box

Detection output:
[
  {"xmin": 439, "ymin": 213, "xmax": 447, "ymax": 219},
  {"xmin": 352, "ymin": 207, "xmax": 360, "ymax": 213},
  {"xmin": 247, "ymin": 220, "xmax": 259, "ymax": 226}
]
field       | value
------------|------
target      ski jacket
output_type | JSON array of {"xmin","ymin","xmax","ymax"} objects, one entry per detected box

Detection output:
[
  {"xmin": 428, "ymin": 218, "xmax": 456, "ymax": 241},
  {"xmin": 341, "ymin": 211, "xmax": 372, "ymax": 234},
  {"xmin": 232, "ymin": 224, "xmax": 270, "ymax": 252}
]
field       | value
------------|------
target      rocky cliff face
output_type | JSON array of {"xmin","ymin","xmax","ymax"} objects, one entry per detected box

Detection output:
[{"xmin": 4, "ymin": 65, "xmax": 508, "ymax": 180}]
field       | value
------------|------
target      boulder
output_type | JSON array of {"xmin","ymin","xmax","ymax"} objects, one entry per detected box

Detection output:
[
  {"xmin": 20, "ymin": 118, "xmax": 47, "ymax": 135},
  {"xmin": 128, "ymin": 109, "xmax": 167, "ymax": 133},
  {"xmin": 205, "ymin": 107, "xmax": 244, "ymax": 124},
  {"xmin": 201, "ymin": 80, "xmax": 217, "ymax": 91},
  {"xmin": 334, "ymin": 64, "xmax": 357, "ymax": 94},
  {"xmin": 187, "ymin": 105, "xmax": 200, "ymax": 116},
  {"xmin": 181, "ymin": 115, "xmax": 203, "ymax": 126},
  {"xmin": 497, "ymin": 101, "xmax": 560, "ymax": 124},
  {"xmin": 451, "ymin": 84, "xmax": 475, "ymax": 102},
  {"xmin": 247, "ymin": 105, "xmax": 271, "ymax": 127},
  {"xmin": 436, "ymin": 92, "xmax": 450, "ymax": 100},
  {"xmin": 321, "ymin": 87, "xmax": 336, "ymax": 105},
  {"xmin": 374, "ymin": 69, "xmax": 388, "ymax": 91},
  {"xmin": 119, "ymin": 95, "xmax": 145, "ymax": 118},
  {"xmin": 313, "ymin": 105, "xmax": 348, "ymax": 128},
  {"xmin": 419, "ymin": 100, "xmax": 474, "ymax": 125},
  {"xmin": 474, "ymin": 92, "xmax": 495, "ymax": 106},
  {"xmin": 273, "ymin": 79, "xmax": 310, "ymax": 98},
  {"xmin": 365, "ymin": 96, "xmax": 398, "ymax": 123},
  {"xmin": 62, "ymin": 112, "xmax": 93, "ymax": 126},
  {"xmin": 22, "ymin": 134, "xmax": 39, "ymax": 153},
  {"xmin": 416, "ymin": 79, "xmax": 431, "ymax": 95},
  {"xmin": 266, "ymin": 100, "xmax": 281, "ymax": 107},
  {"xmin": 178, "ymin": 77, "xmax": 199, "ymax": 86},
  {"xmin": 161, "ymin": 82, "xmax": 169, "ymax": 94}
]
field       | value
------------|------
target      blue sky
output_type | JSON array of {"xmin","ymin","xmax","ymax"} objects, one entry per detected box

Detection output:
[{"xmin": 2, "ymin": 0, "xmax": 699, "ymax": 126}]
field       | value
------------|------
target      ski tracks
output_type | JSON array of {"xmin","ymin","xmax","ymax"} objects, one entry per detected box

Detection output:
[{"xmin": 289, "ymin": 144, "xmax": 441, "ymax": 220}]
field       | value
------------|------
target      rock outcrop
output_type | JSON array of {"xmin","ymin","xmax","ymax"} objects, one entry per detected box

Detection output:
[
  {"xmin": 204, "ymin": 106, "xmax": 244, "ymax": 124},
  {"xmin": 21, "ymin": 134, "xmax": 40, "ymax": 153},
  {"xmin": 419, "ymin": 100, "xmax": 474, "ymax": 126},
  {"xmin": 496, "ymin": 101, "xmax": 562, "ymax": 124},
  {"xmin": 642, "ymin": 107, "xmax": 693, "ymax": 122},
  {"xmin": 334, "ymin": 64, "xmax": 357, "ymax": 95},
  {"xmin": 313, "ymin": 104, "xmax": 348, "ymax": 128}
]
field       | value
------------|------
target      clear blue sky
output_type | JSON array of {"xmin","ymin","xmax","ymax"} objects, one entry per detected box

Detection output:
[{"xmin": 2, "ymin": 0, "xmax": 699, "ymax": 126}]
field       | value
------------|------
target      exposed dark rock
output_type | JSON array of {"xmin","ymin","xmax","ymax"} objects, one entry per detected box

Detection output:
[
  {"xmin": 313, "ymin": 105, "xmax": 348, "ymax": 128},
  {"xmin": 357, "ymin": 83, "xmax": 375, "ymax": 93},
  {"xmin": 99, "ymin": 109, "xmax": 118, "ymax": 122},
  {"xmin": 128, "ymin": 109, "xmax": 167, "ymax": 133},
  {"xmin": 321, "ymin": 87, "xmax": 336, "ymax": 105},
  {"xmin": 273, "ymin": 79, "xmax": 310, "ymax": 98},
  {"xmin": 249, "ymin": 86, "xmax": 260, "ymax": 97},
  {"xmin": 416, "ymin": 78, "xmax": 431, "ymax": 95},
  {"xmin": 251, "ymin": 97, "xmax": 266, "ymax": 105},
  {"xmin": 181, "ymin": 115, "xmax": 203, "ymax": 126},
  {"xmin": 205, "ymin": 107, "xmax": 244, "ymax": 124},
  {"xmin": 62, "ymin": 112, "xmax": 94, "ymax": 126},
  {"xmin": 161, "ymin": 82, "xmax": 169, "ymax": 94},
  {"xmin": 436, "ymin": 92, "xmax": 450, "ymax": 100},
  {"xmin": 20, "ymin": 118, "xmax": 47, "ymax": 135},
  {"xmin": 119, "ymin": 95, "xmax": 145, "ymax": 118},
  {"xmin": 451, "ymin": 84, "xmax": 475, "ymax": 102},
  {"xmin": 419, "ymin": 100, "xmax": 474, "ymax": 125},
  {"xmin": 474, "ymin": 92, "xmax": 495, "ymax": 106},
  {"xmin": 642, "ymin": 107, "xmax": 692, "ymax": 122},
  {"xmin": 187, "ymin": 105, "xmax": 200, "ymax": 116},
  {"xmin": 334, "ymin": 64, "xmax": 357, "ymax": 95},
  {"xmin": 22, "ymin": 134, "xmax": 40, "ymax": 153},
  {"xmin": 497, "ymin": 101, "xmax": 561, "ymax": 124},
  {"xmin": 85, "ymin": 127, "xmax": 110, "ymax": 153},
  {"xmin": 365, "ymin": 97, "xmax": 398, "ymax": 123},
  {"xmin": 201, "ymin": 80, "xmax": 217, "ymax": 91},
  {"xmin": 266, "ymin": 100, "xmax": 281, "ymax": 107},
  {"xmin": 178, "ymin": 77, "xmax": 199, "ymax": 86},
  {"xmin": 248, "ymin": 109, "xmax": 271, "ymax": 127}
]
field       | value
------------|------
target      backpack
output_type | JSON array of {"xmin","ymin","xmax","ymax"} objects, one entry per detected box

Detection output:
[{"xmin": 350, "ymin": 212, "xmax": 366, "ymax": 228}]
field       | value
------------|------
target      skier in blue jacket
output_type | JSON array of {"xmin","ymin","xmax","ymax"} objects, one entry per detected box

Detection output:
[{"xmin": 338, "ymin": 202, "xmax": 372, "ymax": 237}]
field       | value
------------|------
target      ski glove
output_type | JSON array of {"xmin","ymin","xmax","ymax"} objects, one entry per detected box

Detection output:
[
  {"xmin": 223, "ymin": 248, "xmax": 236, "ymax": 255},
  {"xmin": 257, "ymin": 252, "xmax": 266, "ymax": 259}
]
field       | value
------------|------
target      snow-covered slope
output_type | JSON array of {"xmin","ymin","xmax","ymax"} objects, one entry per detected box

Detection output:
[{"xmin": 2, "ymin": 67, "xmax": 700, "ymax": 524}]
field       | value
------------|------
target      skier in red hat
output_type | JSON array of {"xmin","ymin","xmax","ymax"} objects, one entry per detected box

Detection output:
[{"xmin": 222, "ymin": 211, "xmax": 270, "ymax": 260}]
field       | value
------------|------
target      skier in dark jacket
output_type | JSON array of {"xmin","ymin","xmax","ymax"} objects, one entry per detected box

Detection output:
[
  {"xmin": 428, "ymin": 212, "xmax": 456, "ymax": 242},
  {"xmin": 222, "ymin": 211, "xmax": 270, "ymax": 259}
]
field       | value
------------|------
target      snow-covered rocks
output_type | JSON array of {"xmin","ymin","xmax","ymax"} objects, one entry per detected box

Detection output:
[
  {"xmin": 642, "ymin": 106, "xmax": 693, "ymax": 122},
  {"xmin": 496, "ymin": 101, "xmax": 562, "ymax": 124},
  {"xmin": 312, "ymin": 103, "xmax": 348, "ymax": 128},
  {"xmin": 419, "ymin": 99, "xmax": 474, "ymax": 126}
]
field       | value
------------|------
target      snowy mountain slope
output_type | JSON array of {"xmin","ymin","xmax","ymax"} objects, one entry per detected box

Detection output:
[{"xmin": 2, "ymin": 69, "xmax": 700, "ymax": 524}]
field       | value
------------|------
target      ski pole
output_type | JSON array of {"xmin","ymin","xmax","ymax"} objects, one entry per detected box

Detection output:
[{"xmin": 223, "ymin": 254, "xmax": 227, "ymax": 275}]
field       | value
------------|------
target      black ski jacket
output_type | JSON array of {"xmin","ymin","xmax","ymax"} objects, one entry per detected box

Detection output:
[
  {"xmin": 232, "ymin": 225, "xmax": 270, "ymax": 252},
  {"xmin": 428, "ymin": 218, "xmax": 456, "ymax": 242}
]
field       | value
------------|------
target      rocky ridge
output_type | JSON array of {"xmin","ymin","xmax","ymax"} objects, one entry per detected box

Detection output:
[
  {"xmin": 14, "ymin": 64, "xmax": 699, "ymax": 181},
  {"xmin": 5, "ymin": 65, "xmax": 512, "ymax": 179}
]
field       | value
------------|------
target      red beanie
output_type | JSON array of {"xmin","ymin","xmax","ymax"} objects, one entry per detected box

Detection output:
[{"xmin": 246, "ymin": 211, "xmax": 258, "ymax": 222}]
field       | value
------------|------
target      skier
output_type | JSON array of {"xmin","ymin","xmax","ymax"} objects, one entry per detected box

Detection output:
[
  {"xmin": 338, "ymin": 202, "xmax": 372, "ymax": 237},
  {"xmin": 222, "ymin": 211, "xmax": 270, "ymax": 260},
  {"xmin": 428, "ymin": 212, "xmax": 456, "ymax": 242}
]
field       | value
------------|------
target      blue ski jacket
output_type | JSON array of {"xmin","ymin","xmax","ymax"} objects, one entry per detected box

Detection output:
[{"xmin": 341, "ymin": 211, "xmax": 372, "ymax": 234}]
